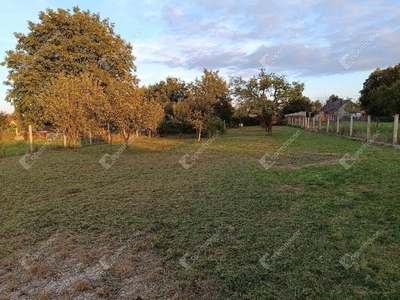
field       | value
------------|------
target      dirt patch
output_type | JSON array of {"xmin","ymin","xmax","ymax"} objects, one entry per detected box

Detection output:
[{"xmin": 0, "ymin": 234, "xmax": 165, "ymax": 300}]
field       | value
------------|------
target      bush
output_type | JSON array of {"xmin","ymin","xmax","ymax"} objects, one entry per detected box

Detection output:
[
  {"xmin": 205, "ymin": 116, "xmax": 226, "ymax": 136},
  {"xmin": 158, "ymin": 119, "xmax": 194, "ymax": 136},
  {"xmin": 230, "ymin": 116, "xmax": 260, "ymax": 127},
  {"xmin": 0, "ymin": 131, "xmax": 17, "ymax": 142}
]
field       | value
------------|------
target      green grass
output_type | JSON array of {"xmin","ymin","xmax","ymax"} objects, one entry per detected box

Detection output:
[
  {"xmin": 311, "ymin": 121, "xmax": 397, "ymax": 143},
  {"xmin": 0, "ymin": 126, "xmax": 399, "ymax": 299},
  {"xmin": 0, "ymin": 139, "xmax": 68, "ymax": 158}
]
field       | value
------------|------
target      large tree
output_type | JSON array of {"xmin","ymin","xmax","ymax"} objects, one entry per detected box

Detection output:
[
  {"xmin": 359, "ymin": 64, "xmax": 400, "ymax": 116},
  {"xmin": 1, "ymin": 6, "xmax": 135, "ymax": 126},
  {"xmin": 230, "ymin": 69, "xmax": 290, "ymax": 133}
]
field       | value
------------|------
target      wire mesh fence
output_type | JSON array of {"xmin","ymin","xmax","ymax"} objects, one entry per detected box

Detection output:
[{"xmin": 286, "ymin": 114, "xmax": 400, "ymax": 146}]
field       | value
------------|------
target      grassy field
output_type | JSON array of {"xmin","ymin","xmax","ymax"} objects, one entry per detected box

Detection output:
[{"xmin": 0, "ymin": 126, "xmax": 399, "ymax": 299}]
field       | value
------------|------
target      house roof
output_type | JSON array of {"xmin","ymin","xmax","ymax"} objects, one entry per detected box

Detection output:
[
  {"xmin": 6, "ymin": 114, "xmax": 13, "ymax": 123},
  {"xmin": 6, "ymin": 114, "xmax": 17, "ymax": 125},
  {"xmin": 319, "ymin": 100, "xmax": 353, "ymax": 114},
  {"xmin": 284, "ymin": 111, "xmax": 307, "ymax": 117}
]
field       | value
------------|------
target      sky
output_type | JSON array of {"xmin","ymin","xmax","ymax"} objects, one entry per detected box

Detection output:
[{"xmin": 0, "ymin": 0, "xmax": 399, "ymax": 113}]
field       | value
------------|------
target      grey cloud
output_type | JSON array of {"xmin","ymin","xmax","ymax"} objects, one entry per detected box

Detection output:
[{"xmin": 140, "ymin": 0, "xmax": 400, "ymax": 78}]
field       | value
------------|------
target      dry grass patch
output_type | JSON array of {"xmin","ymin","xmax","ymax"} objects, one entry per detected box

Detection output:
[
  {"xmin": 37, "ymin": 291, "xmax": 54, "ymax": 300},
  {"xmin": 75, "ymin": 279, "xmax": 93, "ymax": 292}
]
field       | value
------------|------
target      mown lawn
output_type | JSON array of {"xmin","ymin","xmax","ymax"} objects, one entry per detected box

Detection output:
[{"xmin": 0, "ymin": 126, "xmax": 399, "ymax": 299}]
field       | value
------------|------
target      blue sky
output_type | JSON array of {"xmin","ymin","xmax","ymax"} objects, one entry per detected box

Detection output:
[{"xmin": 0, "ymin": 0, "xmax": 399, "ymax": 113}]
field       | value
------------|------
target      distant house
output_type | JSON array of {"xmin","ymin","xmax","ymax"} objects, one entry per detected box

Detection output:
[
  {"xmin": 316, "ymin": 99, "xmax": 358, "ymax": 121},
  {"xmin": 6, "ymin": 114, "xmax": 17, "ymax": 126},
  {"xmin": 5, "ymin": 114, "xmax": 21, "ymax": 137},
  {"xmin": 284, "ymin": 111, "xmax": 307, "ymax": 126}
]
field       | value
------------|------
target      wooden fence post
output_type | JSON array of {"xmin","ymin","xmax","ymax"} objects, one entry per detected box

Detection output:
[
  {"xmin": 393, "ymin": 114, "xmax": 399, "ymax": 146},
  {"xmin": 28, "ymin": 125, "xmax": 34, "ymax": 152},
  {"xmin": 318, "ymin": 116, "xmax": 321, "ymax": 131},
  {"xmin": 350, "ymin": 114, "xmax": 353, "ymax": 137},
  {"xmin": 326, "ymin": 118, "xmax": 330, "ymax": 132},
  {"xmin": 336, "ymin": 115, "xmax": 340, "ymax": 134},
  {"xmin": 367, "ymin": 115, "xmax": 371, "ymax": 140},
  {"xmin": 312, "ymin": 117, "xmax": 315, "ymax": 130}
]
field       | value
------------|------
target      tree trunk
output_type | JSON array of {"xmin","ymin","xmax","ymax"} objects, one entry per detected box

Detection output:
[
  {"xmin": 197, "ymin": 128, "xmax": 202, "ymax": 141},
  {"xmin": 264, "ymin": 116, "xmax": 273, "ymax": 134},
  {"xmin": 267, "ymin": 122, "xmax": 273, "ymax": 133},
  {"xmin": 73, "ymin": 138, "xmax": 77, "ymax": 151},
  {"xmin": 123, "ymin": 129, "xmax": 130, "ymax": 147},
  {"xmin": 148, "ymin": 129, "xmax": 152, "ymax": 138}
]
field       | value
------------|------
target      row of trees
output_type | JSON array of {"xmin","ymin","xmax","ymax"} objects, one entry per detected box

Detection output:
[
  {"xmin": 143, "ymin": 70, "xmax": 231, "ymax": 141},
  {"xmin": 0, "ymin": 7, "xmax": 235, "ymax": 144},
  {"xmin": 1, "ymin": 7, "xmax": 318, "ymax": 142},
  {"xmin": 7, "ymin": 6, "xmax": 396, "ymax": 145}
]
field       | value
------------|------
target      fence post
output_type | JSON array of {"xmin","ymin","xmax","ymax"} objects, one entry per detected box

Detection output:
[
  {"xmin": 393, "ymin": 114, "xmax": 399, "ymax": 145},
  {"xmin": 312, "ymin": 117, "xmax": 315, "ymax": 130},
  {"xmin": 28, "ymin": 125, "xmax": 34, "ymax": 152},
  {"xmin": 318, "ymin": 116, "xmax": 321, "ymax": 131},
  {"xmin": 89, "ymin": 132, "xmax": 93, "ymax": 145},
  {"xmin": 367, "ymin": 115, "xmax": 371, "ymax": 140},
  {"xmin": 350, "ymin": 114, "xmax": 353, "ymax": 137},
  {"xmin": 302, "ymin": 117, "xmax": 305, "ymax": 128},
  {"xmin": 326, "ymin": 118, "xmax": 330, "ymax": 132},
  {"xmin": 336, "ymin": 115, "xmax": 340, "ymax": 134}
]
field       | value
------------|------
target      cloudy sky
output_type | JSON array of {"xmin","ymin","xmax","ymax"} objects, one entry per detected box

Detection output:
[{"xmin": 0, "ymin": 0, "xmax": 399, "ymax": 113}]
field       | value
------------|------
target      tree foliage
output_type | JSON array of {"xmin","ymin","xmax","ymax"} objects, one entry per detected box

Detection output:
[
  {"xmin": 282, "ymin": 82, "xmax": 312, "ymax": 114},
  {"xmin": 173, "ymin": 69, "xmax": 229, "ymax": 141},
  {"xmin": 107, "ymin": 79, "xmax": 142, "ymax": 143},
  {"xmin": 231, "ymin": 70, "xmax": 292, "ymax": 133},
  {"xmin": 359, "ymin": 64, "xmax": 400, "ymax": 116},
  {"xmin": 0, "ymin": 112, "xmax": 8, "ymax": 131},
  {"xmin": 38, "ymin": 73, "xmax": 106, "ymax": 149},
  {"xmin": 1, "ymin": 6, "xmax": 135, "ymax": 126}
]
